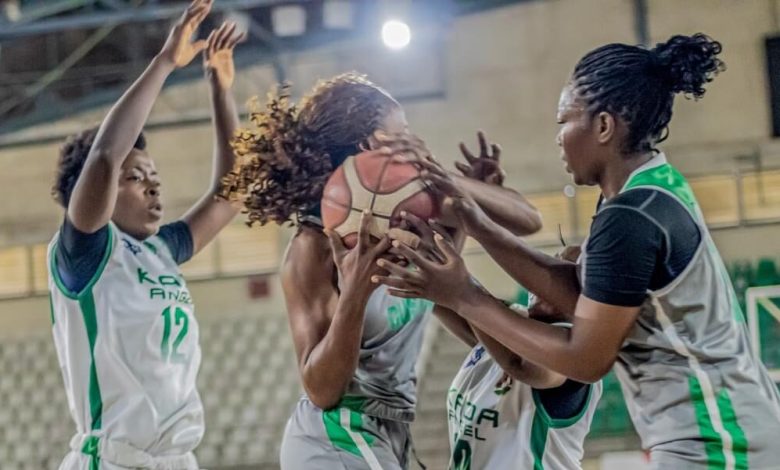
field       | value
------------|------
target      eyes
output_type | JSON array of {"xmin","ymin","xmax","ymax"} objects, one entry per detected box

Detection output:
[{"xmin": 124, "ymin": 171, "xmax": 158, "ymax": 184}]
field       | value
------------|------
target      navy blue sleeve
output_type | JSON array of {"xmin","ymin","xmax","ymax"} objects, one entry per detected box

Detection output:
[
  {"xmin": 536, "ymin": 380, "xmax": 591, "ymax": 420},
  {"xmin": 56, "ymin": 218, "xmax": 109, "ymax": 293},
  {"xmin": 583, "ymin": 189, "xmax": 700, "ymax": 307},
  {"xmin": 157, "ymin": 221, "xmax": 194, "ymax": 265}
]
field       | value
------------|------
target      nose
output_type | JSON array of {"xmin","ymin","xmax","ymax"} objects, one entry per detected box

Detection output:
[
  {"xmin": 556, "ymin": 129, "xmax": 563, "ymax": 147},
  {"xmin": 146, "ymin": 180, "xmax": 161, "ymax": 198}
]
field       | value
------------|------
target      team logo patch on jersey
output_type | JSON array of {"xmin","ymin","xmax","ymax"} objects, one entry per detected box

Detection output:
[
  {"xmin": 122, "ymin": 238, "xmax": 142, "ymax": 256},
  {"xmin": 465, "ymin": 346, "xmax": 485, "ymax": 369}
]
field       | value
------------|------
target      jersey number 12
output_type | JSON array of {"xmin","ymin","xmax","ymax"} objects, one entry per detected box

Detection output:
[{"xmin": 161, "ymin": 306, "xmax": 189, "ymax": 364}]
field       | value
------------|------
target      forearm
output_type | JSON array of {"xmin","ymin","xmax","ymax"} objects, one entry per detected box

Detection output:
[
  {"xmin": 454, "ymin": 290, "xmax": 606, "ymax": 383},
  {"xmin": 207, "ymin": 85, "xmax": 239, "ymax": 192},
  {"xmin": 471, "ymin": 221, "xmax": 580, "ymax": 315},
  {"xmin": 91, "ymin": 55, "xmax": 174, "ymax": 160},
  {"xmin": 471, "ymin": 323, "xmax": 563, "ymax": 389},
  {"xmin": 433, "ymin": 305, "xmax": 478, "ymax": 348},
  {"xmin": 302, "ymin": 288, "xmax": 372, "ymax": 409},
  {"xmin": 455, "ymin": 175, "xmax": 542, "ymax": 236}
]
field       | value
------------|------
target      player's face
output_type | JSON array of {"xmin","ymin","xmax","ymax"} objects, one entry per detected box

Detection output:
[
  {"xmin": 556, "ymin": 84, "xmax": 603, "ymax": 186},
  {"xmin": 112, "ymin": 149, "xmax": 163, "ymax": 240}
]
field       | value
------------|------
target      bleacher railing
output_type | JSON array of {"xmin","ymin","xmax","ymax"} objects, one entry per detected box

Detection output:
[{"xmin": 1, "ymin": 168, "xmax": 779, "ymax": 299}]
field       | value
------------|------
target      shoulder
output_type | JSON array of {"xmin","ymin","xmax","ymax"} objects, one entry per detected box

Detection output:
[{"xmin": 281, "ymin": 225, "xmax": 334, "ymax": 289}]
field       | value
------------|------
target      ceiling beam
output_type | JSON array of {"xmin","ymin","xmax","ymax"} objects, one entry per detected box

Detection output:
[{"xmin": 0, "ymin": 0, "xmax": 312, "ymax": 41}]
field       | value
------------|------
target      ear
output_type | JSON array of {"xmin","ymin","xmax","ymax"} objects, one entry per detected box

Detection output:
[{"xmin": 594, "ymin": 111, "xmax": 616, "ymax": 145}]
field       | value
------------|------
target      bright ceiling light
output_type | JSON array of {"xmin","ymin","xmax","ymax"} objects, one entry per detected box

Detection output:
[{"xmin": 381, "ymin": 20, "xmax": 411, "ymax": 50}]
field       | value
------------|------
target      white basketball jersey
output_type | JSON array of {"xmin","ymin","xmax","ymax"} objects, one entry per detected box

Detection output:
[
  {"xmin": 447, "ymin": 345, "xmax": 601, "ymax": 470},
  {"xmin": 48, "ymin": 223, "xmax": 203, "ymax": 464}
]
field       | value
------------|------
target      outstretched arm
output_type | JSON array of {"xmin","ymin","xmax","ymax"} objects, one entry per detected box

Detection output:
[
  {"xmin": 69, "ymin": 0, "xmax": 211, "ymax": 233},
  {"xmin": 375, "ymin": 236, "xmax": 638, "ymax": 384},
  {"xmin": 420, "ymin": 158, "xmax": 580, "ymax": 315},
  {"xmin": 450, "ymin": 132, "xmax": 541, "ymax": 236},
  {"xmin": 181, "ymin": 21, "xmax": 246, "ymax": 255}
]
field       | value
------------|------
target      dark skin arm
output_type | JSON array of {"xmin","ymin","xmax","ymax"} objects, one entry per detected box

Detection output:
[
  {"xmin": 376, "ymin": 236, "xmax": 639, "ymax": 384},
  {"xmin": 68, "ymin": 0, "xmax": 211, "ymax": 233},
  {"xmin": 434, "ymin": 304, "xmax": 566, "ymax": 388},
  {"xmin": 181, "ymin": 21, "xmax": 245, "ymax": 255},
  {"xmin": 451, "ymin": 132, "xmax": 541, "ymax": 235},
  {"xmin": 419, "ymin": 158, "xmax": 580, "ymax": 315},
  {"xmin": 397, "ymin": 212, "xmax": 564, "ymax": 389},
  {"xmin": 282, "ymin": 210, "xmax": 391, "ymax": 410}
]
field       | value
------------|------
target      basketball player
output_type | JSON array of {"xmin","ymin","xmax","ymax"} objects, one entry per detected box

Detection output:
[
  {"xmin": 220, "ymin": 74, "xmax": 542, "ymax": 469},
  {"xmin": 378, "ymin": 34, "xmax": 780, "ymax": 469},
  {"xmin": 48, "ymin": 2, "xmax": 245, "ymax": 467}
]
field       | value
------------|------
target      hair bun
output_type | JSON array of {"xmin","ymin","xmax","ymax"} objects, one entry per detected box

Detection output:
[{"xmin": 650, "ymin": 33, "xmax": 725, "ymax": 98}]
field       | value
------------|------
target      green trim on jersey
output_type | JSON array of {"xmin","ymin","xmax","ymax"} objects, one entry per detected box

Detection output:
[
  {"xmin": 48, "ymin": 294, "xmax": 55, "ymax": 325},
  {"xmin": 142, "ymin": 240, "xmax": 158, "ymax": 255},
  {"xmin": 79, "ymin": 291, "xmax": 103, "ymax": 431},
  {"xmin": 689, "ymin": 364, "xmax": 749, "ymax": 469},
  {"xmin": 322, "ymin": 396, "xmax": 376, "ymax": 458},
  {"xmin": 49, "ymin": 224, "xmax": 111, "ymax": 467},
  {"xmin": 622, "ymin": 162, "xmax": 698, "ymax": 216},
  {"xmin": 50, "ymin": 224, "xmax": 115, "ymax": 300},
  {"xmin": 81, "ymin": 435, "xmax": 100, "ymax": 470},
  {"xmin": 531, "ymin": 383, "xmax": 594, "ymax": 428},
  {"xmin": 530, "ymin": 384, "xmax": 594, "ymax": 470}
]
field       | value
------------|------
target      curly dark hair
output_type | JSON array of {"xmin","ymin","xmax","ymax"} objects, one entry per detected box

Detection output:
[
  {"xmin": 220, "ymin": 72, "xmax": 400, "ymax": 227},
  {"xmin": 572, "ymin": 33, "xmax": 725, "ymax": 154},
  {"xmin": 52, "ymin": 126, "xmax": 147, "ymax": 208}
]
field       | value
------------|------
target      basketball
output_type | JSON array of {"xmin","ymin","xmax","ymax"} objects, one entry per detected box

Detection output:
[{"xmin": 321, "ymin": 149, "xmax": 438, "ymax": 248}]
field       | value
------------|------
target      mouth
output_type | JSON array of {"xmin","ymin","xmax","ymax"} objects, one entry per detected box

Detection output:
[{"xmin": 148, "ymin": 202, "xmax": 163, "ymax": 218}]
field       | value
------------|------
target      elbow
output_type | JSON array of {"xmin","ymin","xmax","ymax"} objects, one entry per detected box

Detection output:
[
  {"xmin": 305, "ymin": 388, "xmax": 343, "ymax": 411},
  {"xmin": 508, "ymin": 208, "xmax": 543, "ymax": 236},
  {"xmin": 572, "ymin": 359, "xmax": 613, "ymax": 384}
]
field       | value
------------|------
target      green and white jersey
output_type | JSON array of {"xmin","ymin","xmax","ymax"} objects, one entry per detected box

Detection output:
[
  {"xmin": 337, "ymin": 284, "xmax": 434, "ymax": 422},
  {"xmin": 447, "ymin": 345, "xmax": 600, "ymax": 470},
  {"xmin": 48, "ymin": 223, "xmax": 203, "ymax": 466},
  {"xmin": 584, "ymin": 153, "xmax": 780, "ymax": 469}
]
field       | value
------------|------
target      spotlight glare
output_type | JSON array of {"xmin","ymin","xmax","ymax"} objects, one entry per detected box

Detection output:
[{"xmin": 382, "ymin": 20, "xmax": 411, "ymax": 49}]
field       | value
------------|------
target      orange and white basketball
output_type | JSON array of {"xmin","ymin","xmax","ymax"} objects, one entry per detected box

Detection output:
[{"xmin": 321, "ymin": 149, "xmax": 438, "ymax": 248}]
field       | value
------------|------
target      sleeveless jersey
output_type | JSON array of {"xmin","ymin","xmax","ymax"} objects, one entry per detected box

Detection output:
[
  {"xmin": 447, "ymin": 344, "xmax": 600, "ymax": 470},
  {"xmin": 583, "ymin": 153, "xmax": 780, "ymax": 469},
  {"xmin": 48, "ymin": 222, "xmax": 203, "ymax": 466},
  {"xmin": 336, "ymin": 284, "xmax": 433, "ymax": 422}
]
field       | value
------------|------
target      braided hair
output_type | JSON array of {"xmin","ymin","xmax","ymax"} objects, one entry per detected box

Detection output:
[
  {"xmin": 572, "ymin": 33, "xmax": 725, "ymax": 154},
  {"xmin": 220, "ymin": 73, "xmax": 400, "ymax": 227}
]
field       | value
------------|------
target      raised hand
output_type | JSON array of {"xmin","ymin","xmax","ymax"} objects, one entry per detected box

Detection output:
[
  {"xmin": 416, "ymin": 158, "xmax": 491, "ymax": 236},
  {"xmin": 204, "ymin": 21, "xmax": 246, "ymax": 91},
  {"xmin": 159, "ymin": 0, "xmax": 212, "ymax": 68},
  {"xmin": 456, "ymin": 131, "xmax": 506, "ymax": 186},
  {"xmin": 326, "ymin": 210, "xmax": 391, "ymax": 298}
]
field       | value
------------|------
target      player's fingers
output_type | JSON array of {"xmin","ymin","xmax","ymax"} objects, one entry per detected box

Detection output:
[
  {"xmin": 218, "ymin": 22, "xmax": 237, "ymax": 50},
  {"xmin": 376, "ymin": 259, "xmax": 424, "ymax": 285},
  {"xmin": 423, "ymin": 171, "xmax": 459, "ymax": 196},
  {"xmin": 227, "ymin": 31, "xmax": 246, "ymax": 50},
  {"xmin": 459, "ymin": 142, "xmax": 477, "ymax": 164},
  {"xmin": 386, "ymin": 288, "xmax": 423, "ymax": 299},
  {"xmin": 477, "ymin": 130, "xmax": 488, "ymax": 158},
  {"xmin": 391, "ymin": 239, "xmax": 433, "ymax": 270},
  {"xmin": 491, "ymin": 143, "xmax": 502, "ymax": 161},
  {"xmin": 370, "ymin": 235, "xmax": 392, "ymax": 258},
  {"xmin": 192, "ymin": 39, "xmax": 208, "ymax": 55},
  {"xmin": 433, "ymin": 233, "xmax": 458, "ymax": 263},
  {"xmin": 324, "ymin": 229, "xmax": 347, "ymax": 260},
  {"xmin": 204, "ymin": 30, "xmax": 216, "ymax": 59},
  {"xmin": 454, "ymin": 161, "xmax": 472, "ymax": 177},
  {"xmin": 400, "ymin": 211, "xmax": 433, "ymax": 240},
  {"xmin": 357, "ymin": 210, "xmax": 372, "ymax": 252}
]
